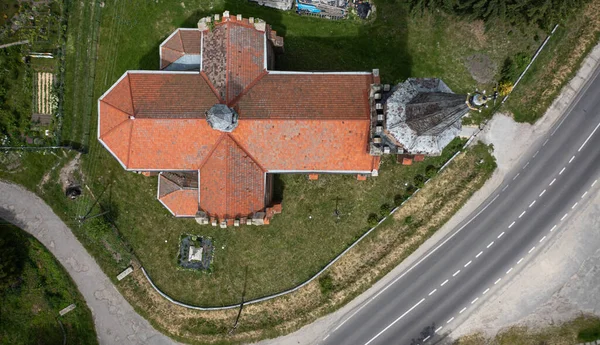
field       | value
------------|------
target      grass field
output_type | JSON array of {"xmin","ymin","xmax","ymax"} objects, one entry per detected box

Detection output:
[
  {"xmin": 456, "ymin": 315, "xmax": 600, "ymax": 345},
  {"xmin": 0, "ymin": 221, "xmax": 98, "ymax": 345}
]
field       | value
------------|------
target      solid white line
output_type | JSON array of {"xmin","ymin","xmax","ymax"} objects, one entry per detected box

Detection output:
[
  {"xmin": 569, "ymin": 155, "xmax": 575, "ymax": 163},
  {"xmin": 561, "ymin": 213, "xmax": 568, "ymax": 221},
  {"xmin": 517, "ymin": 257, "xmax": 524, "ymax": 264},
  {"xmin": 533, "ymin": 150, "xmax": 539, "ymax": 158},
  {"xmin": 559, "ymin": 167, "xmax": 566, "ymax": 175},
  {"xmin": 539, "ymin": 189, "xmax": 546, "ymax": 197},
  {"xmin": 363, "ymin": 298, "xmax": 426, "ymax": 345},
  {"xmin": 476, "ymin": 251, "xmax": 483, "ymax": 258},
  {"xmin": 446, "ymin": 317, "xmax": 454, "ymax": 324},
  {"xmin": 497, "ymin": 232, "xmax": 505, "ymax": 239},
  {"xmin": 494, "ymin": 278, "xmax": 501, "ymax": 285},
  {"xmin": 464, "ymin": 260, "xmax": 472, "ymax": 268},
  {"xmin": 487, "ymin": 241, "xmax": 494, "ymax": 248},
  {"xmin": 529, "ymin": 200, "xmax": 536, "ymax": 208},
  {"xmin": 513, "ymin": 173, "xmax": 520, "ymax": 180},
  {"xmin": 543, "ymin": 138, "xmax": 549, "ymax": 146},
  {"xmin": 506, "ymin": 268, "xmax": 513, "ymax": 274},
  {"xmin": 441, "ymin": 279, "xmax": 449, "ymax": 286},
  {"xmin": 483, "ymin": 288, "xmax": 490, "ymax": 294},
  {"xmin": 435, "ymin": 326, "xmax": 443, "ymax": 333},
  {"xmin": 460, "ymin": 307, "xmax": 467, "ymax": 314},
  {"xmin": 578, "ymin": 120, "xmax": 600, "ymax": 152},
  {"xmin": 572, "ymin": 202, "xmax": 578, "ymax": 209},
  {"xmin": 550, "ymin": 178, "xmax": 556, "ymax": 186},
  {"xmin": 550, "ymin": 225, "xmax": 557, "ymax": 232},
  {"xmin": 429, "ymin": 289, "xmax": 437, "ymax": 296},
  {"xmin": 582, "ymin": 191, "xmax": 588, "ymax": 198},
  {"xmin": 523, "ymin": 162, "xmax": 530, "ymax": 169},
  {"xmin": 508, "ymin": 221, "xmax": 515, "ymax": 228},
  {"xmin": 502, "ymin": 184, "xmax": 509, "ymax": 192},
  {"xmin": 423, "ymin": 335, "xmax": 431, "ymax": 342},
  {"xmin": 453, "ymin": 270, "xmax": 461, "ymax": 277},
  {"xmin": 471, "ymin": 297, "xmax": 479, "ymax": 304},
  {"xmin": 593, "ymin": 180, "xmax": 598, "ymax": 187},
  {"xmin": 338, "ymin": 194, "xmax": 502, "ymax": 329},
  {"xmin": 540, "ymin": 236, "xmax": 546, "ymax": 243},
  {"xmin": 519, "ymin": 211, "xmax": 526, "ymax": 218},
  {"xmin": 529, "ymin": 247, "xmax": 535, "ymax": 253}
]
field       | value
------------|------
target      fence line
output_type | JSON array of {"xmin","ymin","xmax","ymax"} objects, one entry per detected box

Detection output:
[
  {"xmin": 502, "ymin": 24, "xmax": 559, "ymax": 104},
  {"xmin": 141, "ymin": 144, "xmax": 473, "ymax": 310}
]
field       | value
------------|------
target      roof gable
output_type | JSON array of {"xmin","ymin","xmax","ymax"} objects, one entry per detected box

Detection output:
[
  {"xmin": 199, "ymin": 134, "xmax": 265, "ymax": 218},
  {"xmin": 101, "ymin": 74, "xmax": 134, "ymax": 115}
]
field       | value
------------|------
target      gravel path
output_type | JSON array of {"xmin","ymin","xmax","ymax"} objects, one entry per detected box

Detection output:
[{"xmin": 0, "ymin": 181, "xmax": 178, "ymax": 345}]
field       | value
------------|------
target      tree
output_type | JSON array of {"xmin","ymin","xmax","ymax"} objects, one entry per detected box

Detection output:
[{"xmin": 0, "ymin": 225, "xmax": 27, "ymax": 291}]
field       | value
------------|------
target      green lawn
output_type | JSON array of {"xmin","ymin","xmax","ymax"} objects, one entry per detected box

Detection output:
[{"xmin": 0, "ymin": 221, "xmax": 98, "ymax": 345}]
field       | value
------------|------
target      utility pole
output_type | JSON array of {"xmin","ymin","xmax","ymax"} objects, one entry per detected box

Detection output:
[{"xmin": 78, "ymin": 184, "xmax": 110, "ymax": 225}]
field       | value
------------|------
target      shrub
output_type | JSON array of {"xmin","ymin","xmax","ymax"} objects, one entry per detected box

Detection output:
[
  {"xmin": 380, "ymin": 203, "xmax": 391, "ymax": 215},
  {"xmin": 498, "ymin": 80, "xmax": 513, "ymax": 96},
  {"xmin": 425, "ymin": 165, "xmax": 437, "ymax": 178},
  {"xmin": 394, "ymin": 194, "xmax": 406, "ymax": 206},
  {"xmin": 367, "ymin": 213, "xmax": 380, "ymax": 226},
  {"xmin": 578, "ymin": 323, "xmax": 600, "ymax": 342},
  {"xmin": 414, "ymin": 174, "xmax": 426, "ymax": 188},
  {"xmin": 318, "ymin": 273, "xmax": 334, "ymax": 296}
]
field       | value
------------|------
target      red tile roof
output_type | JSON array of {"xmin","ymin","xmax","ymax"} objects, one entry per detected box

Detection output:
[
  {"xmin": 99, "ymin": 15, "xmax": 379, "ymax": 220},
  {"xmin": 235, "ymin": 73, "xmax": 373, "ymax": 119},
  {"xmin": 199, "ymin": 135, "xmax": 265, "ymax": 218}
]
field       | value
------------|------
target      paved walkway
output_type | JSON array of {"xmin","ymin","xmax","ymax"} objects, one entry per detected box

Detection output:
[{"xmin": 0, "ymin": 181, "xmax": 178, "ymax": 345}]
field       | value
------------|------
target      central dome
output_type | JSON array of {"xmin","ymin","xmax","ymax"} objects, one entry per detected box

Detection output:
[{"xmin": 206, "ymin": 104, "xmax": 238, "ymax": 132}]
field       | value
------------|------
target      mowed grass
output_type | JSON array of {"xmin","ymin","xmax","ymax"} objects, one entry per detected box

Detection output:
[{"xmin": 0, "ymin": 222, "xmax": 98, "ymax": 345}]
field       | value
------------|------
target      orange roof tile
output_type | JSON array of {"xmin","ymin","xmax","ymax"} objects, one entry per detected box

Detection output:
[
  {"xmin": 99, "ymin": 101, "xmax": 129, "ymax": 136},
  {"xmin": 179, "ymin": 29, "xmax": 201, "ymax": 54},
  {"xmin": 235, "ymin": 73, "xmax": 373, "ymax": 119},
  {"xmin": 159, "ymin": 189, "xmax": 199, "ymax": 216},
  {"xmin": 232, "ymin": 119, "xmax": 376, "ymax": 171},
  {"xmin": 100, "ymin": 119, "xmax": 133, "ymax": 167},
  {"xmin": 101, "ymin": 74, "xmax": 133, "ymax": 115},
  {"xmin": 200, "ymin": 135, "xmax": 265, "ymax": 218}
]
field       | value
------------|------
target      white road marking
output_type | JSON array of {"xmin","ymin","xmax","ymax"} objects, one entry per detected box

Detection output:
[
  {"xmin": 572, "ymin": 202, "xmax": 578, "ymax": 209},
  {"xmin": 471, "ymin": 297, "xmax": 479, "ymax": 304},
  {"xmin": 423, "ymin": 335, "xmax": 431, "ymax": 342},
  {"xmin": 569, "ymin": 155, "xmax": 575, "ymax": 163},
  {"xmin": 464, "ymin": 260, "xmax": 472, "ymax": 268},
  {"xmin": 506, "ymin": 268, "xmax": 513, "ymax": 274},
  {"xmin": 502, "ymin": 184, "xmax": 509, "ymax": 192},
  {"xmin": 441, "ymin": 279, "xmax": 449, "ymax": 286},
  {"xmin": 529, "ymin": 200, "xmax": 536, "ymax": 208},
  {"xmin": 540, "ymin": 236, "xmax": 546, "ymax": 243},
  {"xmin": 497, "ymin": 232, "xmax": 505, "ymax": 239},
  {"xmin": 523, "ymin": 162, "xmax": 530, "ymax": 169},
  {"xmin": 494, "ymin": 278, "xmax": 501, "ymax": 285},
  {"xmin": 519, "ymin": 211, "xmax": 526, "ymax": 218},
  {"xmin": 429, "ymin": 289, "xmax": 437, "ymax": 296},
  {"xmin": 593, "ymin": 180, "xmax": 598, "ymax": 187},
  {"xmin": 508, "ymin": 221, "xmax": 515, "ymax": 228},
  {"xmin": 446, "ymin": 317, "xmax": 454, "ymax": 324},
  {"xmin": 487, "ymin": 241, "xmax": 494, "ymax": 248},
  {"xmin": 483, "ymin": 288, "xmax": 490, "ymax": 294},
  {"xmin": 561, "ymin": 213, "xmax": 568, "ymax": 221},
  {"xmin": 517, "ymin": 257, "xmax": 524, "ymax": 264},
  {"xmin": 578, "ymin": 120, "xmax": 600, "ymax": 152},
  {"xmin": 543, "ymin": 138, "xmax": 549, "ymax": 146},
  {"xmin": 550, "ymin": 225, "xmax": 557, "ymax": 232},
  {"xmin": 323, "ymin": 334, "xmax": 330, "ymax": 341},
  {"xmin": 539, "ymin": 189, "xmax": 546, "ymax": 197},
  {"xmin": 529, "ymin": 246, "xmax": 536, "ymax": 253},
  {"xmin": 550, "ymin": 178, "xmax": 556, "ymax": 186},
  {"xmin": 363, "ymin": 298, "xmax": 426, "ymax": 345},
  {"xmin": 513, "ymin": 173, "xmax": 520, "ymax": 180},
  {"xmin": 559, "ymin": 167, "xmax": 566, "ymax": 175},
  {"xmin": 533, "ymin": 150, "xmax": 539, "ymax": 158},
  {"xmin": 476, "ymin": 251, "xmax": 483, "ymax": 258},
  {"xmin": 453, "ymin": 270, "xmax": 460, "ymax": 277},
  {"xmin": 459, "ymin": 307, "xmax": 467, "ymax": 314},
  {"xmin": 435, "ymin": 326, "xmax": 443, "ymax": 333},
  {"xmin": 582, "ymin": 191, "xmax": 588, "ymax": 198}
]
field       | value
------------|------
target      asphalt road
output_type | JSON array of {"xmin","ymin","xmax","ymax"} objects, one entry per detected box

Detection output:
[{"xmin": 321, "ymin": 65, "xmax": 600, "ymax": 345}]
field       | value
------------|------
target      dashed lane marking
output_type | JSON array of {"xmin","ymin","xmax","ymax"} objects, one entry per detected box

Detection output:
[
  {"xmin": 523, "ymin": 162, "xmax": 529, "ymax": 169},
  {"xmin": 569, "ymin": 155, "xmax": 575, "ymax": 163},
  {"xmin": 517, "ymin": 257, "xmax": 524, "ymax": 264},
  {"xmin": 539, "ymin": 189, "xmax": 546, "ymax": 197},
  {"xmin": 529, "ymin": 246, "xmax": 536, "ymax": 253},
  {"xmin": 506, "ymin": 268, "xmax": 513, "ymax": 274},
  {"xmin": 497, "ymin": 232, "xmax": 505, "ymax": 239},
  {"xmin": 487, "ymin": 241, "xmax": 494, "ymax": 248},
  {"xmin": 582, "ymin": 191, "xmax": 588, "ymax": 198},
  {"xmin": 459, "ymin": 307, "xmax": 467, "ymax": 314},
  {"xmin": 453, "ymin": 270, "xmax": 460, "ymax": 277},
  {"xmin": 561, "ymin": 213, "xmax": 568, "ymax": 221},
  {"xmin": 476, "ymin": 251, "xmax": 483, "ymax": 258},
  {"xmin": 509, "ymin": 221, "xmax": 515, "ymax": 228},
  {"xmin": 572, "ymin": 202, "xmax": 578, "ymax": 209},
  {"xmin": 550, "ymin": 225, "xmax": 557, "ymax": 232},
  {"xmin": 543, "ymin": 138, "xmax": 549, "ymax": 146},
  {"xmin": 593, "ymin": 180, "xmax": 598, "ymax": 187},
  {"xmin": 471, "ymin": 297, "xmax": 479, "ymax": 304},
  {"xmin": 363, "ymin": 298, "xmax": 426, "ymax": 345},
  {"xmin": 502, "ymin": 184, "xmax": 509, "ymax": 192},
  {"xmin": 495, "ymin": 278, "xmax": 501, "ymax": 285},
  {"xmin": 483, "ymin": 288, "xmax": 490, "ymax": 294},
  {"xmin": 423, "ymin": 335, "xmax": 430, "ymax": 342},
  {"xmin": 540, "ymin": 236, "xmax": 546, "ymax": 243},
  {"xmin": 550, "ymin": 178, "xmax": 556, "ymax": 186},
  {"xmin": 519, "ymin": 211, "xmax": 526, "ymax": 218},
  {"xmin": 429, "ymin": 289, "xmax": 437, "ymax": 296},
  {"xmin": 464, "ymin": 260, "xmax": 472, "ymax": 268},
  {"xmin": 446, "ymin": 317, "xmax": 454, "ymax": 324},
  {"xmin": 559, "ymin": 167, "xmax": 566, "ymax": 175},
  {"xmin": 435, "ymin": 326, "xmax": 443, "ymax": 333},
  {"xmin": 513, "ymin": 173, "xmax": 520, "ymax": 180},
  {"xmin": 441, "ymin": 279, "xmax": 449, "ymax": 287},
  {"xmin": 529, "ymin": 200, "xmax": 536, "ymax": 208},
  {"xmin": 533, "ymin": 150, "xmax": 539, "ymax": 158}
]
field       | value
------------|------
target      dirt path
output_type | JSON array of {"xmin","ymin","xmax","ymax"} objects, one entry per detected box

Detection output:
[{"xmin": 0, "ymin": 181, "xmax": 179, "ymax": 345}]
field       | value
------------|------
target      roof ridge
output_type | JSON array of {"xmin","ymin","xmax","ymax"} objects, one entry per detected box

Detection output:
[
  {"xmin": 226, "ymin": 133, "xmax": 267, "ymax": 172},
  {"xmin": 127, "ymin": 73, "xmax": 136, "ymax": 116},
  {"xmin": 197, "ymin": 133, "xmax": 227, "ymax": 170},
  {"xmin": 100, "ymin": 95, "xmax": 133, "ymax": 117},
  {"xmin": 98, "ymin": 101, "xmax": 131, "ymax": 139},
  {"xmin": 174, "ymin": 29, "xmax": 184, "ymax": 52},
  {"xmin": 126, "ymin": 119, "xmax": 135, "ymax": 168},
  {"xmin": 227, "ymin": 70, "xmax": 269, "ymax": 108}
]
